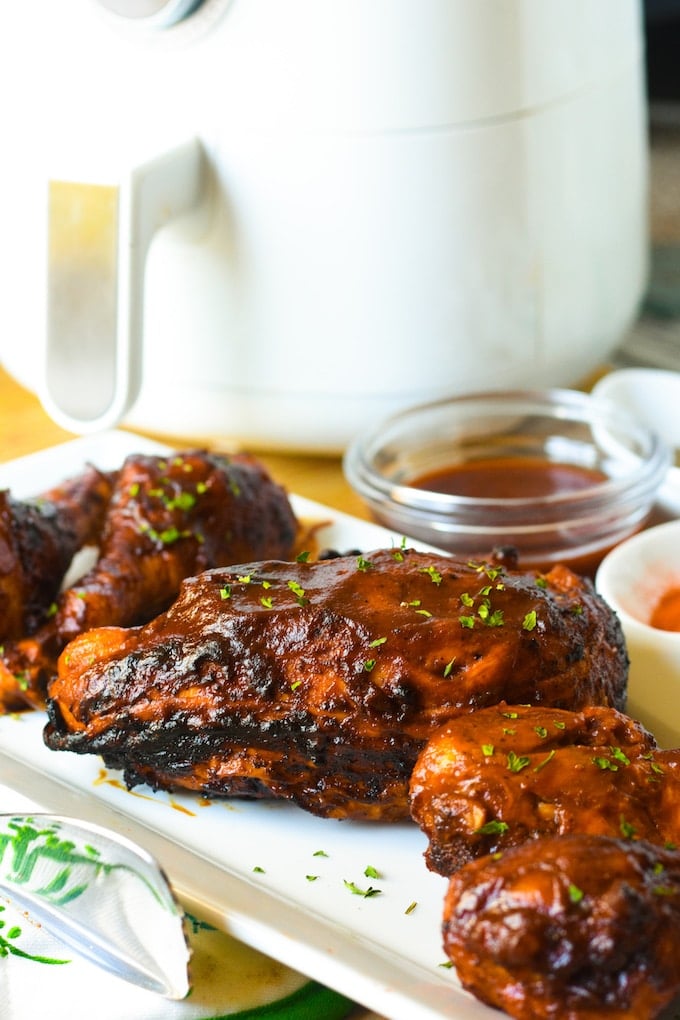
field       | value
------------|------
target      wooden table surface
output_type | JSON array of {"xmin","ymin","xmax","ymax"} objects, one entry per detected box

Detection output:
[{"xmin": 0, "ymin": 365, "xmax": 372, "ymax": 520}]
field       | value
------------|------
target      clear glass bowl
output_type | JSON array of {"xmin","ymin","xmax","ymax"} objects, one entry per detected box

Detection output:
[{"xmin": 343, "ymin": 389, "xmax": 671, "ymax": 575}]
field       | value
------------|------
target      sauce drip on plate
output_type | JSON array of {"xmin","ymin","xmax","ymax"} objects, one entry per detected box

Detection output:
[{"xmin": 410, "ymin": 457, "xmax": 608, "ymax": 500}]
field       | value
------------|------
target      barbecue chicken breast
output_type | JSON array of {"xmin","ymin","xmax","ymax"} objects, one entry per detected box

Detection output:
[
  {"xmin": 45, "ymin": 550, "xmax": 628, "ymax": 821},
  {"xmin": 409, "ymin": 702, "xmax": 680, "ymax": 875},
  {"xmin": 442, "ymin": 834, "xmax": 680, "ymax": 1020},
  {"xmin": 1, "ymin": 450, "xmax": 297, "ymax": 711}
]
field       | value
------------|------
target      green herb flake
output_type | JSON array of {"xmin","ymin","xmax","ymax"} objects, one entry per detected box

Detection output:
[
  {"xmin": 369, "ymin": 637, "xmax": 387, "ymax": 648},
  {"xmin": 620, "ymin": 815, "xmax": 637, "ymax": 839},
  {"xmin": 415, "ymin": 608, "xmax": 433, "ymax": 618},
  {"xmin": 287, "ymin": 579, "xmax": 308, "ymax": 606},
  {"xmin": 507, "ymin": 751, "xmax": 531, "ymax": 774},
  {"xmin": 260, "ymin": 596, "xmax": 274, "ymax": 609},
  {"xmin": 522, "ymin": 610, "xmax": 538, "ymax": 631},
  {"xmin": 653, "ymin": 884, "xmax": 677, "ymax": 897},
  {"xmin": 219, "ymin": 585, "xmax": 232, "ymax": 600},
  {"xmin": 364, "ymin": 865, "xmax": 381, "ymax": 879},
  {"xmin": 313, "ymin": 850, "xmax": 329, "ymax": 858},
  {"xmin": 363, "ymin": 659, "xmax": 377, "ymax": 672},
  {"xmin": 568, "ymin": 883, "xmax": 584, "ymax": 904},
  {"xmin": 443, "ymin": 658, "xmax": 456, "ymax": 678},
  {"xmin": 593, "ymin": 756, "xmax": 618, "ymax": 772},
  {"xmin": 533, "ymin": 749, "xmax": 556, "ymax": 773},
  {"xmin": 252, "ymin": 866, "xmax": 265, "ymax": 874},
  {"xmin": 391, "ymin": 537, "xmax": 408, "ymax": 562},
  {"xmin": 306, "ymin": 875, "xmax": 319, "ymax": 882},
  {"xmin": 171, "ymin": 491, "xmax": 196, "ymax": 512},
  {"xmin": 610, "ymin": 746, "xmax": 631, "ymax": 766},
  {"xmin": 420, "ymin": 566, "xmax": 443, "ymax": 585},
  {"xmin": 343, "ymin": 880, "xmax": 381, "ymax": 898},
  {"xmin": 474, "ymin": 820, "xmax": 509, "ymax": 836},
  {"xmin": 459, "ymin": 615, "xmax": 475, "ymax": 629},
  {"xmin": 290, "ymin": 680, "xmax": 302, "ymax": 691},
  {"xmin": 534, "ymin": 726, "xmax": 548, "ymax": 739},
  {"xmin": 356, "ymin": 556, "xmax": 374, "ymax": 572},
  {"xmin": 404, "ymin": 901, "xmax": 417, "ymax": 915},
  {"xmin": 296, "ymin": 550, "xmax": 311, "ymax": 563},
  {"xmin": 482, "ymin": 743, "xmax": 495, "ymax": 757}
]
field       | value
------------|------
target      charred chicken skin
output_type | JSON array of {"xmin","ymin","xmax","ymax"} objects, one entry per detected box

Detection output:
[
  {"xmin": 45, "ymin": 551, "xmax": 627, "ymax": 821},
  {"xmin": 1, "ymin": 450, "xmax": 297, "ymax": 711},
  {"xmin": 442, "ymin": 834, "xmax": 680, "ymax": 1020},
  {"xmin": 0, "ymin": 464, "xmax": 114, "ymax": 642},
  {"xmin": 409, "ymin": 702, "xmax": 680, "ymax": 876}
]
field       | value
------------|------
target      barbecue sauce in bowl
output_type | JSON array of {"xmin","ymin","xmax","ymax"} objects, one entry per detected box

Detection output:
[{"xmin": 410, "ymin": 457, "xmax": 607, "ymax": 501}]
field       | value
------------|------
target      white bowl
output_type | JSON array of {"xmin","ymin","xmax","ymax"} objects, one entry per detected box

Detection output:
[
  {"xmin": 592, "ymin": 368, "xmax": 680, "ymax": 515},
  {"xmin": 596, "ymin": 519, "xmax": 680, "ymax": 748}
]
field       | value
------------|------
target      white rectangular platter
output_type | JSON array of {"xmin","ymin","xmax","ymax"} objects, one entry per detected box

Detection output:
[{"xmin": 0, "ymin": 431, "xmax": 499, "ymax": 1020}]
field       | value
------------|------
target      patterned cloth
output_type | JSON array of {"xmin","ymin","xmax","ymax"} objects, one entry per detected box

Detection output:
[{"xmin": 0, "ymin": 784, "xmax": 370, "ymax": 1020}]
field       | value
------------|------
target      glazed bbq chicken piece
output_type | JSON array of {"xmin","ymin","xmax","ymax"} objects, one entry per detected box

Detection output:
[
  {"xmin": 409, "ymin": 702, "xmax": 680, "ymax": 876},
  {"xmin": 442, "ymin": 834, "xmax": 680, "ymax": 1020},
  {"xmin": 0, "ymin": 464, "xmax": 115, "ymax": 641},
  {"xmin": 1, "ymin": 450, "xmax": 298, "ymax": 711},
  {"xmin": 45, "ymin": 550, "xmax": 628, "ymax": 821}
]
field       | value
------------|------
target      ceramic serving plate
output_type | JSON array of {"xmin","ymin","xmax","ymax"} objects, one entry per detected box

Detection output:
[{"xmin": 0, "ymin": 431, "xmax": 498, "ymax": 1020}]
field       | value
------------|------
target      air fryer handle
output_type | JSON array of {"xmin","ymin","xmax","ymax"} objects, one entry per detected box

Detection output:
[{"xmin": 43, "ymin": 138, "xmax": 204, "ymax": 433}]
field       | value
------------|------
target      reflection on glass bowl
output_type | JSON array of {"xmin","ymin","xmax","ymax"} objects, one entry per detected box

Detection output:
[{"xmin": 344, "ymin": 389, "xmax": 670, "ymax": 576}]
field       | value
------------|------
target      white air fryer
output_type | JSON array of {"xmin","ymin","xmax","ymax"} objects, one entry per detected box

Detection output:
[{"xmin": 0, "ymin": 0, "xmax": 648, "ymax": 451}]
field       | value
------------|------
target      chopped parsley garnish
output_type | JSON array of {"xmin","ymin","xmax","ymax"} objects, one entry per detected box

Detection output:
[
  {"xmin": 522, "ymin": 610, "xmax": 538, "ymax": 631},
  {"xmin": 343, "ymin": 880, "xmax": 381, "ymax": 898},
  {"xmin": 533, "ymin": 750, "xmax": 556, "ymax": 773},
  {"xmin": 620, "ymin": 815, "xmax": 637, "ymax": 839},
  {"xmin": 474, "ymin": 820, "xmax": 509, "ymax": 836},
  {"xmin": 507, "ymin": 751, "xmax": 530, "ymax": 773},
  {"xmin": 568, "ymin": 883, "xmax": 584, "ymax": 904},
  {"xmin": 420, "ymin": 566, "xmax": 443, "ymax": 585}
]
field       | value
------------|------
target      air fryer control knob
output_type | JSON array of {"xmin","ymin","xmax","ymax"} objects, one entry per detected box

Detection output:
[{"xmin": 95, "ymin": 0, "xmax": 204, "ymax": 27}]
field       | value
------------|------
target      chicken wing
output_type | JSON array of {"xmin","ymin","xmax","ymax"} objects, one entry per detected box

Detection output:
[
  {"xmin": 442, "ymin": 834, "xmax": 680, "ymax": 1019},
  {"xmin": 44, "ymin": 550, "xmax": 628, "ymax": 820},
  {"xmin": 409, "ymin": 702, "xmax": 680, "ymax": 876},
  {"xmin": 1, "ymin": 450, "xmax": 297, "ymax": 711},
  {"xmin": 0, "ymin": 464, "xmax": 114, "ymax": 640}
]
